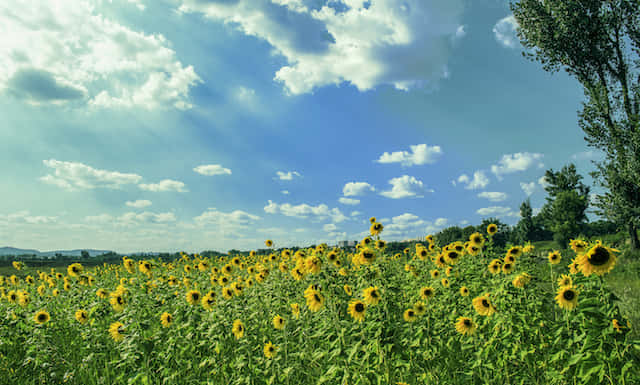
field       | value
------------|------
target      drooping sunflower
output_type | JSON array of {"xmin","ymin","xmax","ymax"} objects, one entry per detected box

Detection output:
[
  {"xmin": 502, "ymin": 262, "xmax": 515, "ymax": 274},
  {"xmin": 455, "ymin": 317, "xmax": 476, "ymax": 336},
  {"xmin": 291, "ymin": 303, "xmax": 300, "ymax": 319},
  {"xmin": 548, "ymin": 251, "xmax": 562, "ymax": 265},
  {"xmin": 557, "ymin": 274, "xmax": 573, "ymax": 288},
  {"xmin": 576, "ymin": 242, "xmax": 618, "ymax": 276},
  {"xmin": 75, "ymin": 309, "xmax": 88, "ymax": 324},
  {"xmin": 472, "ymin": 294, "xmax": 496, "ymax": 316},
  {"xmin": 34, "ymin": 310, "xmax": 50, "ymax": 325},
  {"xmin": 512, "ymin": 273, "xmax": 532, "ymax": 288},
  {"xmin": 343, "ymin": 284, "xmax": 353, "ymax": 296},
  {"xmin": 487, "ymin": 223, "xmax": 498, "ymax": 236},
  {"xmin": 232, "ymin": 319, "xmax": 244, "ymax": 339},
  {"xmin": 263, "ymin": 342, "xmax": 277, "ymax": 358},
  {"xmin": 348, "ymin": 299, "xmax": 366, "ymax": 322},
  {"xmin": 67, "ymin": 263, "xmax": 83, "ymax": 277},
  {"xmin": 420, "ymin": 286, "xmax": 435, "ymax": 300},
  {"xmin": 273, "ymin": 315, "xmax": 285, "ymax": 330},
  {"xmin": 109, "ymin": 322, "xmax": 125, "ymax": 342},
  {"xmin": 202, "ymin": 291, "xmax": 216, "ymax": 310},
  {"xmin": 370, "ymin": 222, "xmax": 384, "ymax": 236},
  {"xmin": 488, "ymin": 259, "xmax": 502, "ymax": 275},
  {"xmin": 222, "ymin": 287, "xmax": 234, "ymax": 300},
  {"xmin": 305, "ymin": 290, "xmax": 325, "ymax": 312},
  {"xmin": 403, "ymin": 309, "xmax": 417, "ymax": 322},
  {"xmin": 555, "ymin": 285, "xmax": 579, "ymax": 311},
  {"xmin": 413, "ymin": 301, "xmax": 426, "ymax": 316},
  {"xmin": 160, "ymin": 312, "xmax": 173, "ymax": 328},
  {"xmin": 441, "ymin": 278, "xmax": 450, "ymax": 288},
  {"xmin": 459, "ymin": 286, "xmax": 470, "ymax": 297},
  {"xmin": 186, "ymin": 290, "xmax": 201, "ymax": 305},
  {"xmin": 363, "ymin": 286, "xmax": 381, "ymax": 305}
]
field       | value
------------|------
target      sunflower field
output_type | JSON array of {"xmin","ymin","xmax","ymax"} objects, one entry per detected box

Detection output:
[{"xmin": 1, "ymin": 220, "xmax": 639, "ymax": 385}]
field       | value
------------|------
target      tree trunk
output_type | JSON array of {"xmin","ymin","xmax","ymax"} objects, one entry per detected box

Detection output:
[{"xmin": 628, "ymin": 221, "xmax": 640, "ymax": 251}]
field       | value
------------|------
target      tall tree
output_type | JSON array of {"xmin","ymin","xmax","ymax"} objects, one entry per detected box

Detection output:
[
  {"xmin": 511, "ymin": 0, "xmax": 640, "ymax": 250},
  {"xmin": 516, "ymin": 198, "xmax": 535, "ymax": 243}
]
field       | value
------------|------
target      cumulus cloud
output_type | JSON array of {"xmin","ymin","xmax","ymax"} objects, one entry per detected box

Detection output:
[
  {"xmin": 538, "ymin": 175, "xmax": 550, "ymax": 188},
  {"xmin": 0, "ymin": 0, "xmax": 200, "ymax": 109},
  {"xmin": 193, "ymin": 164, "xmax": 232, "ymax": 176},
  {"xmin": 40, "ymin": 159, "xmax": 142, "ymax": 190},
  {"xmin": 125, "ymin": 200, "xmax": 152, "ymax": 208},
  {"xmin": 276, "ymin": 171, "xmax": 301, "ymax": 180},
  {"xmin": 139, "ymin": 179, "xmax": 188, "ymax": 192},
  {"xmin": 1, "ymin": 211, "xmax": 57, "ymax": 224},
  {"xmin": 454, "ymin": 171, "xmax": 489, "ymax": 190},
  {"xmin": 476, "ymin": 206, "xmax": 519, "ymax": 218},
  {"xmin": 338, "ymin": 197, "xmax": 360, "ymax": 205},
  {"xmin": 491, "ymin": 153, "xmax": 544, "ymax": 179},
  {"xmin": 177, "ymin": 0, "xmax": 465, "ymax": 94},
  {"xmin": 380, "ymin": 175, "xmax": 430, "ymax": 199},
  {"xmin": 264, "ymin": 200, "xmax": 347, "ymax": 223},
  {"xmin": 194, "ymin": 208, "xmax": 261, "ymax": 228},
  {"xmin": 323, "ymin": 223, "xmax": 337, "ymax": 232},
  {"xmin": 86, "ymin": 211, "xmax": 176, "ymax": 225},
  {"xmin": 493, "ymin": 15, "xmax": 519, "ymax": 48},
  {"xmin": 478, "ymin": 191, "xmax": 508, "ymax": 202},
  {"xmin": 520, "ymin": 182, "xmax": 536, "ymax": 196},
  {"xmin": 281, "ymin": 190, "xmax": 290, "ymax": 195},
  {"xmin": 376, "ymin": 144, "xmax": 443, "ymax": 166},
  {"xmin": 343, "ymin": 182, "xmax": 375, "ymax": 197},
  {"xmin": 350, "ymin": 211, "xmax": 361, "ymax": 217}
]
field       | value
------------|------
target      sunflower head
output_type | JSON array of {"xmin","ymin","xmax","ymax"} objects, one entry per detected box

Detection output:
[
  {"xmin": 273, "ymin": 315, "xmax": 285, "ymax": 330},
  {"xmin": 487, "ymin": 223, "xmax": 498, "ymax": 235},
  {"xmin": 555, "ymin": 285, "xmax": 579, "ymax": 311},
  {"xmin": 263, "ymin": 342, "xmax": 277, "ymax": 358},
  {"xmin": 348, "ymin": 299, "xmax": 366, "ymax": 322},
  {"xmin": 186, "ymin": 290, "xmax": 201, "ymax": 305},
  {"xmin": 472, "ymin": 295, "xmax": 496, "ymax": 316},
  {"xmin": 548, "ymin": 251, "xmax": 562, "ymax": 265},
  {"xmin": 265, "ymin": 239, "xmax": 273, "ymax": 247},
  {"xmin": 34, "ymin": 310, "xmax": 50, "ymax": 325},
  {"xmin": 75, "ymin": 309, "xmax": 88, "ymax": 324},
  {"xmin": 455, "ymin": 317, "xmax": 476, "ymax": 336},
  {"xmin": 420, "ymin": 286, "xmax": 435, "ymax": 300},
  {"xmin": 403, "ymin": 309, "xmax": 417, "ymax": 322},
  {"xmin": 232, "ymin": 319, "xmax": 244, "ymax": 339},
  {"xmin": 363, "ymin": 286, "xmax": 381, "ymax": 305},
  {"xmin": 370, "ymin": 222, "xmax": 384, "ymax": 236},
  {"xmin": 460, "ymin": 286, "xmax": 469, "ymax": 297},
  {"xmin": 109, "ymin": 321, "xmax": 125, "ymax": 342},
  {"xmin": 577, "ymin": 243, "xmax": 618, "ymax": 276}
]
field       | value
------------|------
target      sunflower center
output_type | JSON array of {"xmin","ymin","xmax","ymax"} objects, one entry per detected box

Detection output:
[
  {"xmin": 355, "ymin": 303, "xmax": 365, "ymax": 312},
  {"xmin": 463, "ymin": 319, "xmax": 471, "ymax": 326},
  {"xmin": 482, "ymin": 299, "xmax": 490, "ymax": 308},
  {"xmin": 408, "ymin": 310, "xmax": 415, "ymax": 317},
  {"xmin": 37, "ymin": 314, "xmax": 47, "ymax": 322},
  {"xmin": 314, "ymin": 294, "xmax": 321, "ymax": 302},
  {"xmin": 563, "ymin": 290, "xmax": 575, "ymax": 301},
  {"xmin": 589, "ymin": 247, "xmax": 610, "ymax": 266},
  {"xmin": 371, "ymin": 291, "xmax": 378, "ymax": 298}
]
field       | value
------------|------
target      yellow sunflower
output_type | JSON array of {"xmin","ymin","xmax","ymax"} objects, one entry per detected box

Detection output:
[
  {"xmin": 186, "ymin": 290, "xmax": 201, "ymax": 305},
  {"xmin": 109, "ymin": 322, "xmax": 125, "ymax": 342},
  {"xmin": 472, "ymin": 294, "xmax": 496, "ymax": 316},
  {"xmin": 557, "ymin": 274, "xmax": 573, "ymax": 288},
  {"xmin": 576, "ymin": 242, "xmax": 618, "ymax": 276},
  {"xmin": 160, "ymin": 312, "xmax": 173, "ymax": 328},
  {"xmin": 420, "ymin": 286, "xmax": 435, "ymax": 300},
  {"xmin": 403, "ymin": 309, "xmax": 417, "ymax": 322},
  {"xmin": 273, "ymin": 315, "xmax": 285, "ymax": 330},
  {"xmin": 75, "ymin": 309, "xmax": 88, "ymax": 324},
  {"xmin": 362, "ymin": 286, "xmax": 381, "ymax": 305},
  {"xmin": 455, "ymin": 317, "xmax": 476, "ymax": 336},
  {"xmin": 469, "ymin": 232, "xmax": 485, "ymax": 247},
  {"xmin": 265, "ymin": 239, "xmax": 273, "ymax": 247},
  {"xmin": 487, "ymin": 223, "xmax": 498, "ymax": 235},
  {"xmin": 263, "ymin": 342, "xmax": 277, "ymax": 358},
  {"xmin": 459, "ymin": 286, "xmax": 470, "ymax": 297},
  {"xmin": 413, "ymin": 301, "xmax": 427, "ymax": 316},
  {"xmin": 34, "ymin": 310, "xmax": 50, "ymax": 325},
  {"xmin": 555, "ymin": 286, "xmax": 579, "ymax": 311},
  {"xmin": 305, "ymin": 290, "xmax": 325, "ymax": 312},
  {"xmin": 202, "ymin": 291, "xmax": 216, "ymax": 311},
  {"xmin": 291, "ymin": 303, "xmax": 301, "ymax": 319},
  {"xmin": 347, "ymin": 299, "xmax": 366, "ymax": 322},
  {"xmin": 232, "ymin": 319, "xmax": 245, "ymax": 339},
  {"xmin": 548, "ymin": 250, "xmax": 562, "ymax": 265},
  {"xmin": 370, "ymin": 222, "xmax": 384, "ymax": 236}
]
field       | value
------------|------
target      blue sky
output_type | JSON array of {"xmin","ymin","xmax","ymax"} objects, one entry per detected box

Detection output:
[{"xmin": 0, "ymin": 0, "xmax": 602, "ymax": 253}]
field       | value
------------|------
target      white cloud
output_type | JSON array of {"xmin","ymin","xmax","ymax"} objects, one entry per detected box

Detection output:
[
  {"xmin": 350, "ymin": 211, "xmax": 361, "ymax": 217},
  {"xmin": 520, "ymin": 182, "xmax": 536, "ymax": 196},
  {"xmin": 264, "ymin": 200, "xmax": 347, "ymax": 223},
  {"xmin": 40, "ymin": 159, "xmax": 142, "ymax": 190},
  {"xmin": 454, "ymin": 171, "xmax": 489, "ymax": 190},
  {"xmin": 343, "ymin": 182, "xmax": 375, "ymax": 197},
  {"xmin": 478, "ymin": 191, "xmax": 508, "ymax": 202},
  {"xmin": 434, "ymin": 218, "xmax": 448, "ymax": 227},
  {"xmin": 281, "ymin": 190, "xmax": 290, "ymax": 195},
  {"xmin": 476, "ymin": 206, "xmax": 519, "ymax": 218},
  {"xmin": 276, "ymin": 171, "xmax": 301, "ymax": 180},
  {"xmin": 338, "ymin": 197, "xmax": 360, "ymax": 205},
  {"xmin": 0, "ymin": 0, "xmax": 200, "ymax": 109},
  {"xmin": 380, "ymin": 175, "xmax": 429, "ymax": 199},
  {"xmin": 193, "ymin": 164, "xmax": 232, "ymax": 176},
  {"xmin": 1, "ymin": 211, "xmax": 57, "ymax": 224},
  {"xmin": 323, "ymin": 223, "xmax": 337, "ymax": 232},
  {"xmin": 459, "ymin": 220, "xmax": 470, "ymax": 225},
  {"xmin": 177, "ymin": 0, "xmax": 465, "ymax": 95},
  {"xmin": 538, "ymin": 175, "xmax": 550, "ymax": 188},
  {"xmin": 491, "ymin": 153, "xmax": 544, "ymax": 179},
  {"xmin": 86, "ymin": 211, "xmax": 176, "ymax": 225},
  {"xmin": 376, "ymin": 144, "xmax": 443, "ymax": 166},
  {"xmin": 139, "ymin": 179, "xmax": 188, "ymax": 192},
  {"xmin": 194, "ymin": 208, "xmax": 261, "ymax": 227},
  {"xmin": 493, "ymin": 15, "xmax": 519, "ymax": 48},
  {"xmin": 571, "ymin": 150, "xmax": 598, "ymax": 161},
  {"xmin": 126, "ymin": 199, "xmax": 152, "ymax": 208}
]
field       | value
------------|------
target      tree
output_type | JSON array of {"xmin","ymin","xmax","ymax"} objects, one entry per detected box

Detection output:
[
  {"xmin": 540, "ymin": 164, "xmax": 590, "ymax": 247},
  {"xmin": 511, "ymin": 0, "xmax": 640, "ymax": 249},
  {"xmin": 81, "ymin": 250, "xmax": 90, "ymax": 259},
  {"xmin": 515, "ymin": 199, "xmax": 535, "ymax": 243},
  {"xmin": 435, "ymin": 226, "xmax": 463, "ymax": 246}
]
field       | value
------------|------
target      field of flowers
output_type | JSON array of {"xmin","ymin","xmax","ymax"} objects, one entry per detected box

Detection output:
[{"xmin": 1, "ymin": 220, "xmax": 639, "ymax": 385}]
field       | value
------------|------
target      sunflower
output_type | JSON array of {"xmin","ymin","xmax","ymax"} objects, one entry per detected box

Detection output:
[
  {"xmin": 455, "ymin": 317, "xmax": 476, "ymax": 336},
  {"xmin": 222, "ymin": 287, "xmax": 234, "ymax": 300},
  {"xmin": 110, "ymin": 293, "xmax": 126, "ymax": 312},
  {"xmin": 139, "ymin": 261, "xmax": 152, "ymax": 274},
  {"xmin": 291, "ymin": 303, "xmax": 301, "ymax": 319},
  {"xmin": 202, "ymin": 291, "xmax": 216, "ymax": 310},
  {"xmin": 557, "ymin": 274, "xmax": 573, "ymax": 288},
  {"xmin": 375, "ymin": 239, "xmax": 386, "ymax": 250},
  {"xmin": 487, "ymin": 223, "xmax": 498, "ymax": 235},
  {"xmin": 305, "ymin": 256, "xmax": 322, "ymax": 274},
  {"xmin": 472, "ymin": 294, "xmax": 496, "ymax": 316},
  {"xmin": 263, "ymin": 342, "xmax": 277, "ymax": 358},
  {"xmin": 548, "ymin": 251, "xmax": 561, "ymax": 265},
  {"xmin": 363, "ymin": 286, "xmax": 381, "ymax": 305},
  {"xmin": 502, "ymin": 262, "xmax": 515, "ymax": 274},
  {"xmin": 430, "ymin": 269, "xmax": 440, "ymax": 279},
  {"xmin": 305, "ymin": 290, "xmax": 325, "ymax": 312},
  {"xmin": 369, "ymin": 217, "xmax": 377, "ymax": 224},
  {"xmin": 343, "ymin": 284, "xmax": 353, "ymax": 296},
  {"xmin": 506, "ymin": 246, "xmax": 523, "ymax": 259},
  {"xmin": 512, "ymin": 273, "xmax": 532, "ymax": 288},
  {"xmin": 504, "ymin": 254, "xmax": 516, "ymax": 264},
  {"xmin": 612, "ymin": 319, "xmax": 627, "ymax": 333},
  {"xmin": 555, "ymin": 286, "xmax": 579, "ymax": 311},
  {"xmin": 469, "ymin": 232, "xmax": 485, "ymax": 247},
  {"xmin": 6, "ymin": 290, "xmax": 17, "ymax": 303},
  {"xmin": 34, "ymin": 310, "xmax": 50, "ymax": 325},
  {"xmin": 570, "ymin": 239, "xmax": 588, "ymax": 255},
  {"xmin": 360, "ymin": 248, "xmax": 376, "ymax": 265},
  {"xmin": 568, "ymin": 259, "xmax": 580, "ymax": 275},
  {"xmin": 445, "ymin": 266, "xmax": 454, "ymax": 277},
  {"xmin": 75, "ymin": 309, "xmax": 88, "ymax": 324},
  {"xmin": 231, "ymin": 282, "xmax": 243, "ymax": 296},
  {"xmin": 109, "ymin": 322, "xmax": 125, "ymax": 342},
  {"xmin": 420, "ymin": 286, "xmax": 435, "ymax": 300},
  {"xmin": 576, "ymin": 242, "xmax": 618, "ymax": 276},
  {"xmin": 160, "ymin": 312, "xmax": 173, "ymax": 328},
  {"xmin": 466, "ymin": 244, "xmax": 481, "ymax": 256},
  {"xmin": 434, "ymin": 254, "xmax": 447, "ymax": 268},
  {"xmin": 348, "ymin": 299, "xmax": 366, "ymax": 322},
  {"xmin": 403, "ymin": 309, "xmax": 417, "ymax": 322},
  {"xmin": 222, "ymin": 264, "xmax": 233, "ymax": 275},
  {"xmin": 370, "ymin": 222, "xmax": 384, "ymax": 236},
  {"xmin": 444, "ymin": 250, "xmax": 461, "ymax": 265},
  {"xmin": 12, "ymin": 261, "xmax": 23, "ymax": 270},
  {"xmin": 265, "ymin": 239, "xmax": 273, "ymax": 247},
  {"xmin": 361, "ymin": 237, "xmax": 373, "ymax": 247},
  {"xmin": 186, "ymin": 290, "xmax": 201, "ymax": 305},
  {"xmin": 291, "ymin": 268, "xmax": 304, "ymax": 281},
  {"xmin": 488, "ymin": 259, "xmax": 502, "ymax": 275},
  {"xmin": 232, "ymin": 319, "xmax": 245, "ymax": 339},
  {"xmin": 441, "ymin": 278, "xmax": 450, "ymax": 287},
  {"xmin": 273, "ymin": 315, "xmax": 285, "ymax": 330},
  {"xmin": 67, "ymin": 263, "xmax": 83, "ymax": 277},
  {"xmin": 413, "ymin": 301, "xmax": 427, "ymax": 316},
  {"xmin": 460, "ymin": 286, "xmax": 470, "ymax": 297}
]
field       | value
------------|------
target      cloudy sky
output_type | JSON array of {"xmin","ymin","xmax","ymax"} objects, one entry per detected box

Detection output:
[{"xmin": 0, "ymin": 0, "xmax": 601, "ymax": 253}]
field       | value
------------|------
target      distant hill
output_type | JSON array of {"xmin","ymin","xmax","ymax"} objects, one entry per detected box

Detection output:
[{"xmin": 0, "ymin": 247, "xmax": 113, "ymax": 257}]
